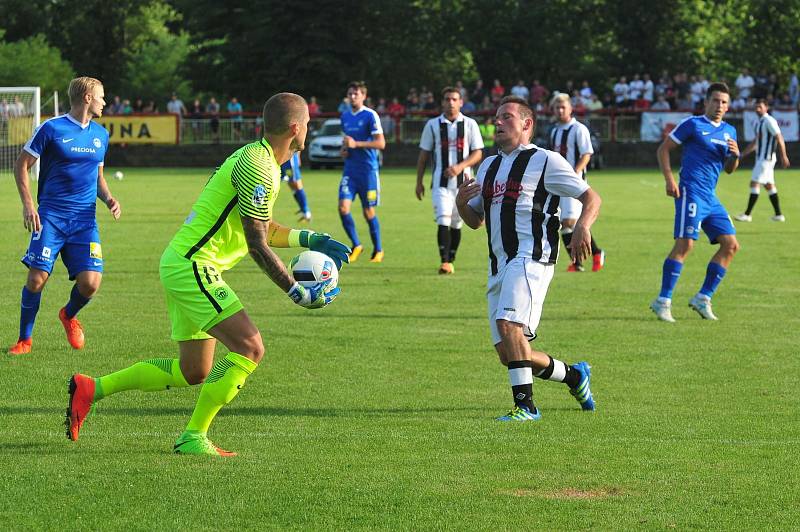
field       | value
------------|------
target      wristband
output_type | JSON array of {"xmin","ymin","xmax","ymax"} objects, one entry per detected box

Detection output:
[{"xmin": 288, "ymin": 229, "xmax": 311, "ymax": 248}]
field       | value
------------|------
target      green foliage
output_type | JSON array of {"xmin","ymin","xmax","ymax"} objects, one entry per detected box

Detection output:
[
  {"xmin": 0, "ymin": 30, "xmax": 74, "ymax": 94},
  {"xmin": 2, "ymin": 0, "xmax": 800, "ymax": 106},
  {"xmin": 120, "ymin": 1, "xmax": 194, "ymax": 102}
]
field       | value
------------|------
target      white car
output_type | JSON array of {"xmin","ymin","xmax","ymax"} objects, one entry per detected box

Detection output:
[{"xmin": 308, "ymin": 119, "xmax": 344, "ymax": 169}]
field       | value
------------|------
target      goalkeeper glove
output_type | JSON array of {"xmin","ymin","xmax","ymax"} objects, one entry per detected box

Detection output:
[
  {"xmin": 287, "ymin": 279, "xmax": 339, "ymax": 309},
  {"xmin": 289, "ymin": 230, "xmax": 351, "ymax": 269}
]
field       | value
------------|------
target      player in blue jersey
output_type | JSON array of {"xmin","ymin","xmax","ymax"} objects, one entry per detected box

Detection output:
[
  {"xmin": 651, "ymin": 82, "xmax": 740, "ymax": 322},
  {"xmin": 338, "ymin": 81, "xmax": 386, "ymax": 262},
  {"xmin": 281, "ymin": 151, "xmax": 312, "ymax": 221},
  {"xmin": 9, "ymin": 77, "xmax": 121, "ymax": 355}
]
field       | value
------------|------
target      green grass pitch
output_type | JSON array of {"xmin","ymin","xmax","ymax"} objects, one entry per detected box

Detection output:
[{"xmin": 1, "ymin": 164, "xmax": 798, "ymax": 529}]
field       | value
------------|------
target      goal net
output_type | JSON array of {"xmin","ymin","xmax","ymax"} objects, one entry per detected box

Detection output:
[{"xmin": 0, "ymin": 87, "xmax": 40, "ymax": 179}]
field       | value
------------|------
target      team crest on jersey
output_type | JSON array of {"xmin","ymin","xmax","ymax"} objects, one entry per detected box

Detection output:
[
  {"xmin": 252, "ymin": 184, "xmax": 267, "ymax": 206},
  {"xmin": 214, "ymin": 287, "xmax": 228, "ymax": 301},
  {"xmin": 93, "ymin": 138, "xmax": 102, "ymax": 148},
  {"xmin": 90, "ymin": 242, "xmax": 103, "ymax": 259}
]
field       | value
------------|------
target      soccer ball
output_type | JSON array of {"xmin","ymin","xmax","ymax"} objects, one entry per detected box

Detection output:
[
  {"xmin": 289, "ymin": 250, "xmax": 338, "ymax": 293},
  {"xmin": 113, "ymin": 170, "xmax": 124, "ymax": 180}
]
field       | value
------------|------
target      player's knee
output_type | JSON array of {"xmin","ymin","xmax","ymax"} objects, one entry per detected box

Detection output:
[
  {"xmin": 183, "ymin": 368, "xmax": 208, "ymax": 386},
  {"xmin": 338, "ymin": 204, "xmax": 350, "ymax": 216},
  {"xmin": 78, "ymin": 279, "xmax": 101, "ymax": 298},
  {"xmin": 240, "ymin": 337, "xmax": 265, "ymax": 363},
  {"xmin": 363, "ymin": 208, "xmax": 375, "ymax": 220},
  {"xmin": 725, "ymin": 239, "xmax": 740, "ymax": 255},
  {"xmin": 26, "ymin": 272, "xmax": 48, "ymax": 292}
]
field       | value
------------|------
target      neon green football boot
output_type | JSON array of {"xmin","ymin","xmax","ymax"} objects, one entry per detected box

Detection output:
[{"xmin": 173, "ymin": 431, "xmax": 237, "ymax": 457}]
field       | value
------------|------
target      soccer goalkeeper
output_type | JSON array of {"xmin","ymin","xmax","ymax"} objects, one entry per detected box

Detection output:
[{"xmin": 66, "ymin": 93, "xmax": 350, "ymax": 456}]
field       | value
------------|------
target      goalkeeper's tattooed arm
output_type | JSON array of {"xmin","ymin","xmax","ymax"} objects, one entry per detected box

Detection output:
[{"xmin": 242, "ymin": 216, "xmax": 293, "ymax": 291}]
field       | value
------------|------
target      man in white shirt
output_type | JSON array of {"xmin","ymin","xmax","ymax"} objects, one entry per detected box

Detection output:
[
  {"xmin": 549, "ymin": 93, "xmax": 605, "ymax": 272},
  {"xmin": 614, "ymin": 76, "xmax": 630, "ymax": 107},
  {"xmin": 510, "ymin": 80, "xmax": 530, "ymax": 102},
  {"xmin": 735, "ymin": 69, "xmax": 755, "ymax": 100},
  {"xmin": 455, "ymin": 95, "xmax": 601, "ymax": 421},
  {"xmin": 416, "ymin": 87, "xmax": 484, "ymax": 274},
  {"xmin": 734, "ymin": 99, "xmax": 790, "ymax": 222}
]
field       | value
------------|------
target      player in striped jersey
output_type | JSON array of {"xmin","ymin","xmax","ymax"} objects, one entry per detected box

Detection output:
[
  {"xmin": 415, "ymin": 86, "xmax": 483, "ymax": 274},
  {"xmin": 549, "ymin": 93, "xmax": 605, "ymax": 271},
  {"xmin": 734, "ymin": 99, "xmax": 790, "ymax": 222},
  {"xmin": 65, "ymin": 93, "xmax": 349, "ymax": 455},
  {"xmin": 456, "ymin": 96, "xmax": 601, "ymax": 421}
]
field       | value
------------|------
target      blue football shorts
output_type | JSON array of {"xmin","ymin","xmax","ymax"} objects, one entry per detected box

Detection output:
[
  {"xmin": 673, "ymin": 187, "xmax": 735, "ymax": 244},
  {"xmin": 21, "ymin": 214, "xmax": 103, "ymax": 280},
  {"xmin": 338, "ymin": 168, "xmax": 380, "ymax": 207}
]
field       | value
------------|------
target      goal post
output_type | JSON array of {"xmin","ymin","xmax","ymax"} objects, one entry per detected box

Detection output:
[{"xmin": 0, "ymin": 86, "xmax": 41, "ymax": 179}]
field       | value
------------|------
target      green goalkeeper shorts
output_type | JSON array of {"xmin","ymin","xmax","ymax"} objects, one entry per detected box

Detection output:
[{"xmin": 159, "ymin": 246, "xmax": 244, "ymax": 341}]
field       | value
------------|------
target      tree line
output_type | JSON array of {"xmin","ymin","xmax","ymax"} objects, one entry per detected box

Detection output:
[{"xmin": 1, "ymin": 0, "xmax": 798, "ymax": 108}]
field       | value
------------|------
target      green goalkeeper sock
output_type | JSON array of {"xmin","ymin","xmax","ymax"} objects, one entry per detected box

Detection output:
[
  {"xmin": 95, "ymin": 358, "xmax": 190, "ymax": 400},
  {"xmin": 185, "ymin": 353, "xmax": 257, "ymax": 434}
]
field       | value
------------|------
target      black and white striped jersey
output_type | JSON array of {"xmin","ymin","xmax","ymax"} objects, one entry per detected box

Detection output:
[
  {"xmin": 548, "ymin": 118, "xmax": 593, "ymax": 178},
  {"xmin": 467, "ymin": 144, "xmax": 590, "ymax": 274},
  {"xmin": 419, "ymin": 113, "xmax": 483, "ymax": 188},
  {"xmin": 754, "ymin": 113, "xmax": 781, "ymax": 162}
]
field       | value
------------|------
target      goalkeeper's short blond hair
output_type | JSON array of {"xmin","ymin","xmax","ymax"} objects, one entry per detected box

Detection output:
[
  {"xmin": 262, "ymin": 93, "xmax": 308, "ymax": 135},
  {"xmin": 68, "ymin": 77, "xmax": 103, "ymax": 106}
]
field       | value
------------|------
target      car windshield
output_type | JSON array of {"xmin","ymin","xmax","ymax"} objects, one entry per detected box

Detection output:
[{"xmin": 317, "ymin": 123, "xmax": 342, "ymax": 136}]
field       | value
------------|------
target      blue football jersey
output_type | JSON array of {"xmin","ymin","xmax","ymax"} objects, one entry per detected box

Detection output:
[
  {"xmin": 340, "ymin": 106, "xmax": 383, "ymax": 173},
  {"xmin": 669, "ymin": 115, "xmax": 737, "ymax": 199},
  {"xmin": 24, "ymin": 114, "xmax": 108, "ymax": 220}
]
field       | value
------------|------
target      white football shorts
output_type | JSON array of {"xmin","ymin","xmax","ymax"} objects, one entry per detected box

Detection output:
[
  {"xmin": 487, "ymin": 257, "xmax": 554, "ymax": 345},
  {"xmin": 751, "ymin": 158, "xmax": 776, "ymax": 185},
  {"xmin": 432, "ymin": 185, "xmax": 463, "ymax": 228}
]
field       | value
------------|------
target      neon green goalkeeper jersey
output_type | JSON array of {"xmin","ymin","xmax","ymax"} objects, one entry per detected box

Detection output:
[{"xmin": 168, "ymin": 139, "xmax": 281, "ymax": 271}]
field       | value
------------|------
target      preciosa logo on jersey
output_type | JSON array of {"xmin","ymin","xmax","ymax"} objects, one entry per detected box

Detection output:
[
  {"xmin": 252, "ymin": 184, "xmax": 267, "ymax": 206},
  {"xmin": 71, "ymin": 146, "xmax": 96, "ymax": 153}
]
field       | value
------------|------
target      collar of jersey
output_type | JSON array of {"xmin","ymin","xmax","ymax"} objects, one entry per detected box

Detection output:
[
  {"xmin": 557, "ymin": 117, "xmax": 577, "ymax": 128},
  {"xmin": 259, "ymin": 138, "xmax": 276, "ymax": 163},
  {"xmin": 700, "ymin": 115, "xmax": 723, "ymax": 128},
  {"xmin": 439, "ymin": 113, "xmax": 463, "ymax": 124},
  {"xmin": 499, "ymin": 143, "xmax": 535, "ymax": 157},
  {"xmin": 65, "ymin": 113, "xmax": 91, "ymax": 130}
]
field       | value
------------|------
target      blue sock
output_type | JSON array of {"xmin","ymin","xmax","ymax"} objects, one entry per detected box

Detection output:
[
  {"xmin": 659, "ymin": 258, "xmax": 683, "ymax": 299},
  {"xmin": 19, "ymin": 287, "xmax": 42, "ymax": 340},
  {"xmin": 340, "ymin": 212, "xmax": 360, "ymax": 247},
  {"xmin": 64, "ymin": 284, "xmax": 91, "ymax": 319},
  {"xmin": 367, "ymin": 216, "xmax": 382, "ymax": 252},
  {"xmin": 699, "ymin": 262, "xmax": 727, "ymax": 298},
  {"xmin": 293, "ymin": 189, "xmax": 309, "ymax": 214}
]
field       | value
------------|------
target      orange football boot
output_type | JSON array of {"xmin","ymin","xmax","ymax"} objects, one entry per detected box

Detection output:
[
  {"xmin": 8, "ymin": 338, "xmax": 32, "ymax": 355},
  {"xmin": 59, "ymin": 307, "xmax": 85, "ymax": 349},
  {"xmin": 65, "ymin": 374, "xmax": 95, "ymax": 441}
]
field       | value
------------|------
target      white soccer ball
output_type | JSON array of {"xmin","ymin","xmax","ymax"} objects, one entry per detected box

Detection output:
[
  {"xmin": 289, "ymin": 250, "xmax": 338, "ymax": 293},
  {"xmin": 113, "ymin": 170, "xmax": 124, "ymax": 180}
]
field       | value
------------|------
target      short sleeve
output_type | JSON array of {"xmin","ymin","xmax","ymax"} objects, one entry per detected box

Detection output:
[
  {"xmin": 369, "ymin": 110, "xmax": 383, "ymax": 135},
  {"xmin": 543, "ymin": 151, "xmax": 590, "ymax": 198},
  {"xmin": 419, "ymin": 120, "xmax": 435, "ymax": 151},
  {"xmin": 468, "ymin": 119, "xmax": 485, "ymax": 150},
  {"xmin": 669, "ymin": 117, "xmax": 695, "ymax": 145},
  {"xmin": 23, "ymin": 121, "xmax": 53, "ymax": 159},
  {"xmin": 576, "ymin": 124, "xmax": 594, "ymax": 156},
  {"xmin": 232, "ymin": 145, "xmax": 278, "ymax": 221},
  {"xmin": 766, "ymin": 117, "xmax": 781, "ymax": 136}
]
